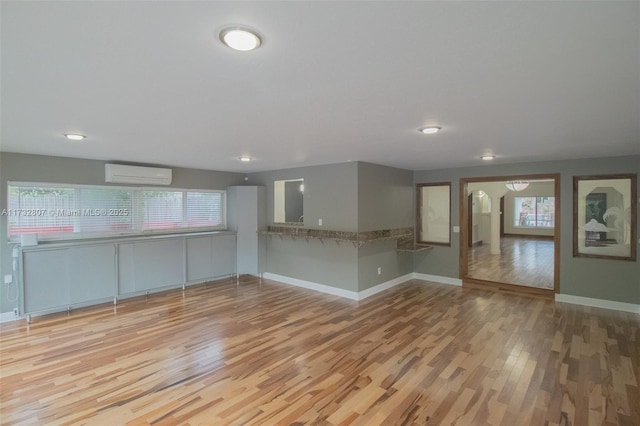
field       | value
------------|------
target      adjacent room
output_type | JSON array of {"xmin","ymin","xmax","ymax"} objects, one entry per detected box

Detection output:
[{"xmin": 1, "ymin": 1, "xmax": 638, "ymax": 425}]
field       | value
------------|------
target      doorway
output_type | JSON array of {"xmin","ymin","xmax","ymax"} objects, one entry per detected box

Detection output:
[{"xmin": 459, "ymin": 174, "xmax": 560, "ymax": 295}]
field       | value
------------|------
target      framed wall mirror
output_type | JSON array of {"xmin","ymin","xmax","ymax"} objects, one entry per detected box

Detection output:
[
  {"xmin": 274, "ymin": 178, "xmax": 304, "ymax": 224},
  {"xmin": 573, "ymin": 174, "xmax": 637, "ymax": 260},
  {"xmin": 417, "ymin": 182, "xmax": 451, "ymax": 246}
]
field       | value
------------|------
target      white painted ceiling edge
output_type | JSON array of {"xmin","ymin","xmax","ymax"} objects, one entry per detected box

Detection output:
[{"xmin": 1, "ymin": 1, "xmax": 638, "ymax": 173}]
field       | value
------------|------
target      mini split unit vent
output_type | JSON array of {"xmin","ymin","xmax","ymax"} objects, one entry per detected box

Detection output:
[{"xmin": 105, "ymin": 164, "xmax": 172, "ymax": 185}]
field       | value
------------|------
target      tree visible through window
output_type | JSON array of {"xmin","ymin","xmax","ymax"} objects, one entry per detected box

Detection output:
[{"xmin": 514, "ymin": 196, "xmax": 555, "ymax": 228}]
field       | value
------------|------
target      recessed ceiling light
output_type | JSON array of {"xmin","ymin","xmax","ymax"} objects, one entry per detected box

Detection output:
[
  {"xmin": 239, "ymin": 156, "xmax": 252, "ymax": 162},
  {"xmin": 219, "ymin": 27, "xmax": 262, "ymax": 51},
  {"xmin": 418, "ymin": 127, "xmax": 442, "ymax": 134},
  {"xmin": 64, "ymin": 133, "xmax": 86, "ymax": 141},
  {"xmin": 480, "ymin": 155, "xmax": 496, "ymax": 161}
]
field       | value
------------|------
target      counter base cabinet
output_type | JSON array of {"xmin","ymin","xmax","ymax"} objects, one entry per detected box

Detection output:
[
  {"xmin": 186, "ymin": 234, "xmax": 237, "ymax": 282},
  {"xmin": 23, "ymin": 245, "xmax": 116, "ymax": 313},
  {"xmin": 21, "ymin": 233, "xmax": 236, "ymax": 316},
  {"xmin": 118, "ymin": 239, "xmax": 185, "ymax": 294}
]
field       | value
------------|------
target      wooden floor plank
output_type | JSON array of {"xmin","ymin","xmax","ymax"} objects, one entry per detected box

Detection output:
[{"xmin": 1, "ymin": 276, "xmax": 638, "ymax": 425}]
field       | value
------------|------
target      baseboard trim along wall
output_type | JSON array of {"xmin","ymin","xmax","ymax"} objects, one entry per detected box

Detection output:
[
  {"xmin": 412, "ymin": 273, "xmax": 463, "ymax": 286},
  {"xmin": 0, "ymin": 311, "xmax": 19, "ymax": 323},
  {"xmin": 555, "ymin": 294, "xmax": 640, "ymax": 314},
  {"xmin": 358, "ymin": 274, "xmax": 415, "ymax": 300},
  {"xmin": 262, "ymin": 273, "xmax": 360, "ymax": 300},
  {"xmin": 262, "ymin": 272, "xmax": 461, "ymax": 301}
]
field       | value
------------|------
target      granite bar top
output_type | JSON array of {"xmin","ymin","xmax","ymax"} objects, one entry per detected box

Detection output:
[{"xmin": 264, "ymin": 226, "xmax": 415, "ymax": 247}]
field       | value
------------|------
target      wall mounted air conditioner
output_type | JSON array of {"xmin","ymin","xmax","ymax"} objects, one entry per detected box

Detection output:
[{"xmin": 105, "ymin": 164, "xmax": 172, "ymax": 185}]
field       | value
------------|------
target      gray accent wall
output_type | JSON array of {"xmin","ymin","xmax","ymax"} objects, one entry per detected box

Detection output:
[
  {"xmin": 414, "ymin": 155, "xmax": 640, "ymax": 304},
  {"xmin": 249, "ymin": 162, "xmax": 359, "ymax": 231},
  {"xmin": 252, "ymin": 162, "xmax": 415, "ymax": 292},
  {"xmin": 357, "ymin": 162, "xmax": 414, "ymax": 291},
  {"xmin": 0, "ymin": 152, "xmax": 245, "ymax": 314},
  {"xmin": 357, "ymin": 162, "xmax": 414, "ymax": 232},
  {"xmin": 249, "ymin": 162, "xmax": 359, "ymax": 289}
]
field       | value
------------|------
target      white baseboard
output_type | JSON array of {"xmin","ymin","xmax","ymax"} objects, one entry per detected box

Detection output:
[
  {"xmin": 262, "ymin": 272, "xmax": 460, "ymax": 301},
  {"xmin": 412, "ymin": 273, "xmax": 463, "ymax": 286},
  {"xmin": 262, "ymin": 273, "xmax": 360, "ymax": 300},
  {"xmin": 0, "ymin": 311, "xmax": 19, "ymax": 323},
  {"xmin": 555, "ymin": 294, "xmax": 640, "ymax": 314},
  {"xmin": 358, "ymin": 273, "xmax": 414, "ymax": 300}
]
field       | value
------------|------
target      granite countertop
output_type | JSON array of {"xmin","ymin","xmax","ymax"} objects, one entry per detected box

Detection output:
[{"xmin": 264, "ymin": 226, "xmax": 416, "ymax": 247}]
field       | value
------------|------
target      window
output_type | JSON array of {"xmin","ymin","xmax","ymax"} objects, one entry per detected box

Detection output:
[
  {"xmin": 6, "ymin": 182, "xmax": 225, "ymax": 241},
  {"xmin": 514, "ymin": 196, "xmax": 555, "ymax": 228},
  {"xmin": 142, "ymin": 191, "xmax": 183, "ymax": 231},
  {"xmin": 186, "ymin": 192, "xmax": 224, "ymax": 228}
]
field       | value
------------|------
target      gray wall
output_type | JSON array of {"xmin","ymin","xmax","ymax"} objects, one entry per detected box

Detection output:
[
  {"xmin": 414, "ymin": 155, "xmax": 640, "ymax": 304},
  {"xmin": 0, "ymin": 152, "xmax": 245, "ymax": 313},
  {"xmin": 357, "ymin": 162, "xmax": 414, "ymax": 232},
  {"xmin": 357, "ymin": 162, "xmax": 414, "ymax": 291},
  {"xmin": 250, "ymin": 162, "xmax": 359, "ymax": 289},
  {"xmin": 250, "ymin": 162, "xmax": 358, "ymax": 231}
]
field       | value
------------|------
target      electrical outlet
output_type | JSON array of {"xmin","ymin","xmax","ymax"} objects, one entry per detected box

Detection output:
[
  {"xmin": 377, "ymin": 267, "xmax": 382, "ymax": 275},
  {"xmin": 4, "ymin": 275, "xmax": 12, "ymax": 285},
  {"xmin": 13, "ymin": 307, "xmax": 18, "ymax": 317}
]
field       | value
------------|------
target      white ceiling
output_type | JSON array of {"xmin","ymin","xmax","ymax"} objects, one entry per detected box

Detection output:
[{"xmin": 1, "ymin": 1, "xmax": 638, "ymax": 173}]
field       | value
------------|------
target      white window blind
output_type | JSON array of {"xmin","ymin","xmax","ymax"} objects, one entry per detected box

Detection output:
[
  {"xmin": 186, "ymin": 192, "xmax": 223, "ymax": 228},
  {"xmin": 142, "ymin": 191, "xmax": 183, "ymax": 231},
  {"xmin": 7, "ymin": 183, "xmax": 225, "ymax": 241}
]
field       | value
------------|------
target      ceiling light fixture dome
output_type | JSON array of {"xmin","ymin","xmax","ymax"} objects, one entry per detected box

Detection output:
[
  {"xmin": 219, "ymin": 26, "xmax": 262, "ymax": 51},
  {"xmin": 239, "ymin": 156, "xmax": 252, "ymax": 162},
  {"xmin": 418, "ymin": 126, "xmax": 442, "ymax": 134},
  {"xmin": 480, "ymin": 154, "xmax": 495, "ymax": 161},
  {"xmin": 505, "ymin": 181, "xmax": 530, "ymax": 192},
  {"xmin": 64, "ymin": 133, "xmax": 86, "ymax": 140}
]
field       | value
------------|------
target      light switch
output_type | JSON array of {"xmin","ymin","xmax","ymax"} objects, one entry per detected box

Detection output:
[{"xmin": 452, "ymin": 226, "xmax": 460, "ymax": 233}]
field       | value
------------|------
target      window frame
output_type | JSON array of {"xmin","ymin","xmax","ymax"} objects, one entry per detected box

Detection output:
[{"xmin": 6, "ymin": 181, "xmax": 226, "ymax": 242}]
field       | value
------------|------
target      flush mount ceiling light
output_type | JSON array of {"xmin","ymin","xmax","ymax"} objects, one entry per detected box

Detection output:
[
  {"xmin": 64, "ymin": 133, "xmax": 86, "ymax": 141},
  {"xmin": 505, "ymin": 181, "xmax": 530, "ymax": 192},
  {"xmin": 480, "ymin": 154, "xmax": 495, "ymax": 161},
  {"xmin": 239, "ymin": 156, "xmax": 252, "ymax": 162},
  {"xmin": 418, "ymin": 126, "xmax": 442, "ymax": 134},
  {"xmin": 219, "ymin": 26, "xmax": 262, "ymax": 51}
]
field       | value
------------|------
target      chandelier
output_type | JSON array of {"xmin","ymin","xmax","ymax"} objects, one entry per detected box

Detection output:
[{"xmin": 505, "ymin": 181, "xmax": 529, "ymax": 191}]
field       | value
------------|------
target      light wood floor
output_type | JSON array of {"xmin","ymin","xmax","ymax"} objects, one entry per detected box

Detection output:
[
  {"xmin": 468, "ymin": 237, "xmax": 554, "ymax": 290},
  {"xmin": 1, "ymin": 276, "xmax": 638, "ymax": 425}
]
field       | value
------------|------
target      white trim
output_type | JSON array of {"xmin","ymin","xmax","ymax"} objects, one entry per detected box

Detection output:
[
  {"xmin": 0, "ymin": 311, "xmax": 19, "ymax": 323},
  {"xmin": 262, "ymin": 272, "xmax": 461, "ymax": 301},
  {"xmin": 555, "ymin": 294, "xmax": 640, "ymax": 314},
  {"xmin": 412, "ymin": 273, "xmax": 463, "ymax": 286},
  {"xmin": 262, "ymin": 273, "xmax": 359, "ymax": 300},
  {"xmin": 358, "ymin": 273, "xmax": 414, "ymax": 300}
]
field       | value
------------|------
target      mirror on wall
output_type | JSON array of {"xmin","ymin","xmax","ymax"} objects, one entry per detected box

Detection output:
[
  {"xmin": 417, "ymin": 182, "xmax": 451, "ymax": 246},
  {"xmin": 274, "ymin": 179, "xmax": 304, "ymax": 224}
]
